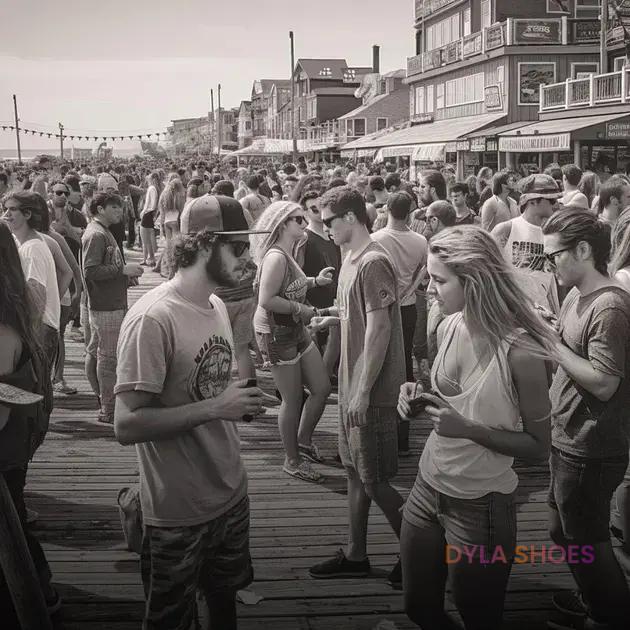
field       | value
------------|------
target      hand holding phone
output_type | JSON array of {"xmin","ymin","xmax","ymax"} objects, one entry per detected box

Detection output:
[{"xmin": 242, "ymin": 378, "xmax": 258, "ymax": 423}]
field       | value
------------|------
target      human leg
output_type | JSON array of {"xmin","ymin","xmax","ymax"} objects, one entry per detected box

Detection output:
[
  {"xmin": 297, "ymin": 343, "xmax": 331, "ymax": 448},
  {"xmin": 270, "ymin": 362, "xmax": 304, "ymax": 465}
]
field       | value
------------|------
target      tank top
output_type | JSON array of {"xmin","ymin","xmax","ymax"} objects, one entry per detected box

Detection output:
[
  {"xmin": 418, "ymin": 313, "xmax": 522, "ymax": 499},
  {"xmin": 502, "ymin": 215, "xmax": 545, "ymax": 271},
  {"xmin": 253, "ymin": 247, "xmax": 309, "ymax": 334}
]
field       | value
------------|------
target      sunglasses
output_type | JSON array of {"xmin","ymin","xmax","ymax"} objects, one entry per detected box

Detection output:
[
  {"xmin": 306, "ymin": 205, "xmax": 319, "ymax": 214},
  {"xmin": 54, "ymin": 190, "xmax": 69, "ymax": 196},
  {"xmin": 225, "ymin": 240, "xmax": 250, "ymax": 257},
  {"xmin": 544, "ymin": 247, "xmax": 572, "ymax": 270},
  {"xmin": 287, "ymin": 215, "xmax": 307, "ymax": 226},
  {"xmin": 322, "ymin": 212, "xmax": 348, "ymax": 228}
]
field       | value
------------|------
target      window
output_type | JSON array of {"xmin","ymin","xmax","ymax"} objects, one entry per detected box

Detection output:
[
  {"xmin": 445, "ymin": 73, "xmax": 484, "ymax": 106},
  {"xmin": 547, "ymin": 1, "xmax": 570, "ymax": 13},
  {"xmin": 345, "ymin": 120, "xmax": 352, "ymax": 137},
  {"xmin": 463, "ymin": 8, "xmax": 471, "ymax": 36},
  {"xmin": 245, "ymin": 121, "xmax": 251, "ymax": 131},
  {"xmin": 436, "ymin": 83, "xmax": 445, "ymax": 109},
  {"xmin": 307, "ymin": 98, "xmax": 317, "ymax": 119},
  {"xmin": 481, "ymin": 0, "xmax": 492, "ymax": 29},
  {"xmin": 574, "ymin": 0, "xmax": 600, "ymax": 19},
  {"xmin": 415, "ymin": 85, "xmax": 425, "ymax": 115},
  {"xmin": 426, "ymin": 13, "xmax": 462, "ymax": 51},
  {"xmin": 377, "ymin": 117, "xmax": 388, "ymax": 131},
  {"xmin": 354, "ymin": 119, "xmax": 366, "ymax": 136},
  {"xmin": 614, "ymin": 57, "xmax": 627, "ymax": 71},
  {"xmin": 426, "ymin": 85, "xmax": 435, "ymax": 113}
]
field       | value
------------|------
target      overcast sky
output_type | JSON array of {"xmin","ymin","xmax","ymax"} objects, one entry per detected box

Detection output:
[{"xmin": 0, "ymin": 0, "xmax": 414, "ymax": 152}]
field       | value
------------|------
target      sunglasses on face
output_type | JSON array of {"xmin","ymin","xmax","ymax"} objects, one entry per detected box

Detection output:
[
  {"xmin": 322, "ymin": 211, "xmax": 349, "ymax": 228},
  {"xmin": 306, "ymin": 205, "xmax": 319, "ymax": 214},
  {"xmin": 225, "ymin": 241, "xmax": 250, "ymax": 257},
  {"xmin": 544, "ymin": 247, "xmax": 572, "ymax": 270},
  {"xmin": 54, "ymin": 190, "xmax": 69, "ymax": 196},
  {"xmin": 287, "ymin": 215, "xmax": 306, "ymax": 226}
]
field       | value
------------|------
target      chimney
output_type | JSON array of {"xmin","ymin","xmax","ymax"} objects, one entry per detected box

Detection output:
[{"xmin": 372, "ymin": 45, "xmax": 380, "ymax": 74}]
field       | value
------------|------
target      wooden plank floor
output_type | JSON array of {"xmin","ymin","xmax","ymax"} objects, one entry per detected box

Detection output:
[{"xmin": 25, "ymin": 247, "xmax": 619, "ymax": 629}]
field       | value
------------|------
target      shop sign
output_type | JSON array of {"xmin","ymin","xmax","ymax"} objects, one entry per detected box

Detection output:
[
  {"xmin": 484, "ymin": 85, "xmax": 503, "ymax": 111},
  {"xmin": 486, "ymin": 138, "xmax": 498, "ymax": 152},
  {"xmin": 606, "ymin": 121, "xmax": 630, "ymax": 139},
  {"xmin": 484, "ymin": 24, "xmax": 505, "ymax": 51},
  {"xmin": 470, "ymin": 137, "xmax": 487, "ymax": 152},
  {"xmin": 462, "ymin": 32, "xmax": 482, "ymax": 58},
  {"xmin": 456, "ymin": 140, "xmax": 470, "ymax": 151},
  {"xmin": 606, "ymin": 26, "xmax": 626, "ymax": 47},
  {"xmin": 573, "ymin": 20, "xmax": 601, "ymax": 43},
  {"xmin": 513, "ymin": 19, "xmax": 562, "ymax": 45},
  {"xmin": 498, "ymin": 133, "xmax": 571, "ymax": 152},
  {"xmin": 443, "ymin": 41, "xmax": 461, "ymax": 64},
  {"xmin": 410, "ymin": 113, "xmax": 434, "ymax": 124},
  {"xmin": 445, "ymin": 142, "xmax": 458, "ymax": 153}
]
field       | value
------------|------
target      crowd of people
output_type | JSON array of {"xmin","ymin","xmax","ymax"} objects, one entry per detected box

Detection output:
[{"xmin": 1, "ymin": 151, "xmax": 630, "ymax": 629}]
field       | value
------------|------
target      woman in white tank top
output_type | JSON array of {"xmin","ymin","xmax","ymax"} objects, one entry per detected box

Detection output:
[{"xmin": 397, "ymin": 226, "xmax": 558, "ymax": 630}]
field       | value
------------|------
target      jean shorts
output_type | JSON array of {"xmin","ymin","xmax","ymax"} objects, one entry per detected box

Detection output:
[
  {"xmin": 548, "ymin": 446, "xmax": 628, "ymax": 543},
  {"xmin": 255, "ymin": 324, "xmax": 314, "ymax": 367}
]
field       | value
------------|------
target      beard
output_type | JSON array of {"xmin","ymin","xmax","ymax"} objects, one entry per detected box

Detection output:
[{"xmin": 205, "ymin": 245, "xmax": 240, "ymax": 287}]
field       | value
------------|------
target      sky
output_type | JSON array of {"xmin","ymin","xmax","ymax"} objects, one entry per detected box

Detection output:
[{"xmin": 0, "ymin": 0, "xmax": 415, "ymax": 153}]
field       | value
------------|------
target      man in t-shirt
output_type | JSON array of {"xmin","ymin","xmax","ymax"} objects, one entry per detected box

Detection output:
[
  {"xmin": 3, "ymin": 191, "xmax": 61, "ymax": 369},
  {"xmin": 492, "ymin": 174, "xmax": 561, "ymax": 314},
  {"xmin": 309, "ymin": 186, "xmax": 406, "ymax": 585},
  {"xmin": 480, "ymin": 170, "xmax": 519, "ymax": 232},
  {"xmin": 82, "ymin": 192, "xmax": 143, "ymax": 424},
  {"xmin": 449, "ymin": 181, "xmax": 479, "ymax": 225},
  {"xmin": 365, "ymin": 176, "xmax": 389, "ymax": 228},
  {"xmin": 114, "ymin": 198, "xmax": 266, "ymax": 630},
  {"xmin": 239, "ymin": 174, "xmax": 270, "ymax": 224},
  {"xmin": 543, "ymin": 209, "xmax": 630, "ymax": 629}
]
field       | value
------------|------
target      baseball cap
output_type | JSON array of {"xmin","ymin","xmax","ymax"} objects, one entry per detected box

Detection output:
[
  {"xmin": 519, "ymin": 174, "xmax": 562, "ymax": 207},
  {"xmin": 179, "ymin": 195, "xmax": 270, "ymax": 236},
  {"xmin": 97, "ymin": 173, "xmax": 118, "ymax": 191},
  {"xmin": 80, "ymin": 175, "xmax": 97, "ymax": 186},
  {"xmin": 0, "ymin": 382, "xmax": 43, "ymax": 406}
]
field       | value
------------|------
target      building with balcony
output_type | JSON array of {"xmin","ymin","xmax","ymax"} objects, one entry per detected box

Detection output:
[
  {"xmin": 237, "ymin": 101, "xmax": 252, "ymax": 149},
  {"xmin": 266, "ymin": 80, "xmax": 292, "ymax": 139},
  {"xmin": 251, "ymin": 80, "xmax": 283, "ymax": 138},
  {"xmin": 347, "ymin": 1, "xmax": 603, "ymax": 178}
]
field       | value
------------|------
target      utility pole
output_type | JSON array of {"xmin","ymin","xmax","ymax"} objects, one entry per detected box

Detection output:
[
  {"xmin": 289, "ymin": 30, "xmax": 298, "ymax": 163},
  {"xmin": 210, "ymin": 89, "xmax": 215, "ymax": 158},
  {"xmin": 58, "ymin": 122, "xmax": 64, "ymax": 159},
  {"xmin": 217, "ymin": 84, "xmax": 222, "ymax": 161},
  {"xmin": 12, "ymin": 94, "xmax": 22, "ymax": 165},
  {"xmin": 600, "ymin": 0, "xmax": 609, "ymax": 74}
]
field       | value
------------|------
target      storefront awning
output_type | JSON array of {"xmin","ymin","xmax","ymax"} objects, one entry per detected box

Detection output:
[
  {"xmin": 375, "ymin": 145, "xmax": 416, "ymax": 161},
  {"xmin": 412, "ymin": 143, "xmax": 446, "ymax": 162},
  {"xmin": 498, "ymin": 113, "xmax": 630, "ymax": 153}
]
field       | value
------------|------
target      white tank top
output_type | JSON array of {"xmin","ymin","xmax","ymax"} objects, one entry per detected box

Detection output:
[
  {"xmin": 419, "ymin": 313, "xmax": 521, "ymax": 499},
  {"xmin": 503, "ymin": 215, "xmax": 545, "ymax": 270}
]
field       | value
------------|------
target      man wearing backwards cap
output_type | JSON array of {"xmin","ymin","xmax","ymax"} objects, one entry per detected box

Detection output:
[
  {"xmin": 491, "ymin": 173, "xmax": 562, "ymax": 314},
  {"xmin": 114, "ymin": 194, "xmax": 268, "ymax": 630}
]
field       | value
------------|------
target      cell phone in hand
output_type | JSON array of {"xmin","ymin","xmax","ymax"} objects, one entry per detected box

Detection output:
[{"xmin": 242, "ymin": 378, "xmax": 257, "ymax": 423}]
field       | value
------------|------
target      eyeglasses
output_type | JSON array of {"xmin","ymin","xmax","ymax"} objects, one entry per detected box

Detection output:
[
  {"xmin": 322, "ymin": 212, "xmax": 348, "ymax": 228},
  {"xmin": 225, "ymin": 240, "xmax": 250, "ymax": 257},
  {"xmin": 54, "ymin": 190, "xmax": 69, "ymax": 196},
  {"xmin": 306, "ymin": 205, "xmax": 319, "ymax": 214},
  {"xmin": 544, "ymin": 247, "xmax": 573, "ymax": 270},
  {"xmin": 287, "ymin": 215, "xmax": 306, "ymax": 226}
]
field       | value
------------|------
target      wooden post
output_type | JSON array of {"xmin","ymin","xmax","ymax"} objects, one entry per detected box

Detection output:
[
  {"xmin": 59, "ymin": 123, "xmax": 64, "ymax": 159},
  {"xmin": 290, "ymin": 31, "xmax": 298, "ymax": 163},
  {"xmin": 600, "ymin": 1, "xmax": 608, "ymax": 75},
  {"xmin": 210, "ymin": 89, "xmax": 215, "ymax": 157},
  {"xmin": 573, "ymin": 140, "xmax": 581, "ymax": 168},
  {"xmin": 217, "ymin": 84, "xmax": 222, "ymax": 161},
  {"xmin": 0, "ymin": 476, "xmax": 53, "ymax": 630},
  {"xmin": 12, "ymin": 94, "xmax": 22, "ymax": 165}
]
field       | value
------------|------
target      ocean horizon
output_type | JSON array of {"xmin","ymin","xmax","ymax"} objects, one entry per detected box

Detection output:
[{"xmin": 0, "ymin": 147, "xmax": 143, "ymax": 159}]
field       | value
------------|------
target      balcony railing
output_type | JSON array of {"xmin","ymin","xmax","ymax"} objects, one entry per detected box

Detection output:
[
  {"xmin": 407, "ymin": 17, "xmax": 598, "ymax": 78},
  {"xmin": 540, "ymin": 67, "xmax": 630, "ymax": 112},
  {"xmin": 415, "ymin": 0, "xmax": 460, "ymax": 21}
]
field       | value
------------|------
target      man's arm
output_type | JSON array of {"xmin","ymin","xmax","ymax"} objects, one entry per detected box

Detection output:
[
  {"xmin": 356, "ymin": 306, "xmax": 391, "ymax": 396},
  {"xmin": 480, "ymin": 198, "xmax": 496, "ymax": 232},
  {"xmin": 491, "ymin": 221, "xmax": 512, "ymax": 251},
  {"xmin": 42, "ymin": 234, "xmax": 73, "ymax": 298},
  {"xmin": 82, "ymin": 232, "xmax": 123, "ymax": 282}
]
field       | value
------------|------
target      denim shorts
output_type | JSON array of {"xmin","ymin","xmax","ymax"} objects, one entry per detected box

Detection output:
[
  {"xmin": 338, "ymin": 406, "xmax": 399, "ymax": 485},
  {"xmin": 255, "ymin": 325, "xmax": 314, "ymax": 367},
  {"xmin": 548, "ymin": 446, "xmax": 629, "ymax": 543}
]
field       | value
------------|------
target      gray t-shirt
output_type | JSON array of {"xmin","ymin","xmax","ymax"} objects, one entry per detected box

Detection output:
[
  {"xmin": 550, "ymin": 286, "xmax": 630, "ymax": 458},
  {"xmin": 114, "ymin": 282, "xmax": 247, "ymax": 527},
  {"xmin": 336, "ymin": 241, "xmax": 405, "ymax": 409}
]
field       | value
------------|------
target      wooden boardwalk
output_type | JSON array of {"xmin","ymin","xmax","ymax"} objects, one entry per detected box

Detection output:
[{"xmin": 26, "ymin": 251, "xmax": 608, "ymax": 630}]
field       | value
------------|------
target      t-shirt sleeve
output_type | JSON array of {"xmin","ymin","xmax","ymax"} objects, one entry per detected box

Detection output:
[
  {"xmin": 114, "ymin": 314, "xmax": 172, "ymax": 395},
  {"xmin": 360, "ymin": 257, "xmax": 397, "ymax": 313},
  {"xmin": 586, "ymin": 307, "xmax": 629, "ymax": 378},
  {"xmin": 21, "ymin": 242, "xmax": 49, "ymax": 288}
]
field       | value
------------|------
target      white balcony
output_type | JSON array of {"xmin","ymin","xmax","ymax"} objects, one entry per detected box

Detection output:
[{"xmin": 540, "ymin": 67, "xmax": 630, "ymax": 112}]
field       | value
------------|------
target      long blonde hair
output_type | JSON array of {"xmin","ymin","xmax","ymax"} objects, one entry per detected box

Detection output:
[
  {"xmin": 250, "ymin": 200, "xmax": 301, "ymax": 265},
  {"xmin": 158, "ymin": 177, "xmax": 186, "ymax": 214},
  {"xmin": 610, "ymin": 207, "xmax": 630, "ymax": 275},
  {"xmin": 429, "ymin": 226, "xmax": 557, "ymax": 358}
]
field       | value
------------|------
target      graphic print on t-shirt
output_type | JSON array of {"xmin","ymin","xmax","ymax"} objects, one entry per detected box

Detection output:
[
  {"xmin": 187, "ymin": 334, "xmax": 233, "ymax": 401},
  {"xmin": 284, "ymin": 276, "xmax": 308, "ymax": 303},
  {"xmin": 511, "ymin": 240, "xmax": 545, "ymax": 271}
]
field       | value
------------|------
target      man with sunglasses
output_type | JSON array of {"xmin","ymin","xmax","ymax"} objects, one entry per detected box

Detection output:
[
  {"xmin": 491, "ymin": 173, "xmax": 561, "ymax": 315},
  {"xmin": 114, "ymin": 195, "xmax": 267, "ymax": 630}
]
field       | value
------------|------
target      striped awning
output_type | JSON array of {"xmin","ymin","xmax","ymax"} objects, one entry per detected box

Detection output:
[{"xmin": 412, "ymin": 143, "xmax": 446, "ymax": 162}]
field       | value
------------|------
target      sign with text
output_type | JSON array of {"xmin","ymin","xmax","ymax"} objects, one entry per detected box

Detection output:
[
  {"xmin": 486, "ymin": 138, "xmax": 499, "ymax": 152},
  {"xmin": 470, "ymin": 137, "xmax": 487, "ymax": 152},
  {"xmin": 513, "ymin": 19, "xmax": 562, "ymax": 45},
  {"xmin": 573, "ymin": 20, "xmax": 601, "ymax": 43},
  {"xmin": 456, "ymin": 140, "xmax": 470, "ymax": 151},
  {"xmin": 606, "ymin": 121, "xmax": 630, "ymax": 139},
  {"xmin": 411, "ymin": 113, "xmax": 434, "ymax": 124},
  {"xmin": 485, "ymin": 24, "xmax": 505, "ymax": 51},
  {"xmin": 463, "ymin": 32, "xmax": 482, "ymax": 58},
  {"xmin": 484, "ymin": 85, "xmax": 503, "ymax": 111},
  {"xmin": 499, "ymin": 133, "xmax": 571, "ymax": 153}
]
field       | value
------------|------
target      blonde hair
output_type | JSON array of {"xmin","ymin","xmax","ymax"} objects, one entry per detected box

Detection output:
[
  {"xmin": 250, "ymin": 201, "xmax": 301, "ymax": 265},
  {"xmin": 429, "ymin": 225, "xmax": 557, "ymax": 358},
  {"xmin": 158, "ymin": 178, "xmax": 186, "ymax": 216},
  {"xmin": 610, "ymin": 207, "xmax": 630, "ymax": 275}
]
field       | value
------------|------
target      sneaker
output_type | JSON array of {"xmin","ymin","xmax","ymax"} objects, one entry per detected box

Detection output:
[
  {"xmin": 26, "ymin": 507, "xmax": 39, "ymax": 525},
  {"xmin": 299, "ymin": 443, "xmax": 324, "ymax": 464},
  {"xmin": 97, "ymin": 412, "xmax": 114, "ymax": 425},
  {"xmin": 283, "ymin": 460, "xmax": 323, "ymax": 483},
  {"xmin": 552, "ymin": 592, "xmax": 587, "ymax": 618},
  {"xmin": 387, "ymin": 558, "xmax": 402, "ymax": 588},
  {"xmin": 53, "ymin": 381, "xmax": 77, "ymax": 395},
  {"xmin": 309, "ymin": 549, "xmax": 370, "ymax": 579}
]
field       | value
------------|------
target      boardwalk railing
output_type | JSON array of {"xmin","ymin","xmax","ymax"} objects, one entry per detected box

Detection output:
[{"xmin": 540, "ymin": 67, "xmax": 630, "ymax": 111}]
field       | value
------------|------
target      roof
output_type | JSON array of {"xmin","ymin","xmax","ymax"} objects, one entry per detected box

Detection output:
[
  {"xmin": 253, "ymin": 79, "xmax": 288, "ymax": 97},
  {"xmin": 382, "ymin": 69, "xmax": 406, "ymax": 79},
  {"xmin": 268, "ymin": 80, "xmax": 291, "ymax": 94},
  {"xmin": 338, "ymin": 88, "xmax": 407, "ymax": 120},
  {"xmin": 312, "ymin": 87, "xmax": 359, "ymax": 96},
  {"xmin": 224, "ymin": 137, "xmax": 333, "ymax": 157},
  {"xmin": 296, "ymin": 58, "xmax": 348, "ymax": 80},
  {"xmin": 464, "ymin": 120, "xmax": 532, "ymax": 138},
  {"xmin": 498, "ymin": 112, "xmax": 628, "ymax": 137},
  {"xmin": 342, "ymin": 113, "xmax": 506, "ymax": 150}
]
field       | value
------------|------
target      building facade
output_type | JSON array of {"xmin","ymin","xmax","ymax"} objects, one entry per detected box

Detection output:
[{"xmin": 237, "ymin": 101, "xmax": 253, "ymax": 149}]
